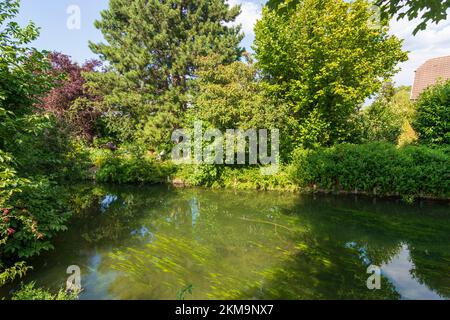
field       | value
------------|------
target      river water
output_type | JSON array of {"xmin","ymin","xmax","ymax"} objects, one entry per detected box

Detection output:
[{"xmin": 2, "ymin": 184, "xmax": 449, "ymax": 300}]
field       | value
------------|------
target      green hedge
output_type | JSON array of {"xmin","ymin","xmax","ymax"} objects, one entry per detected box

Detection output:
[{"xmin": 290, "ymin": 143, "xmax": 450, "ymax": 198}]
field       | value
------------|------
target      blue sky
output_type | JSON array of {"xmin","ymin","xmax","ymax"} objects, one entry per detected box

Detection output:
[
  {"xmin": 16, "ymin": 0, "xmax": 108, "ymax": 63},
  {"xmin": 16, "ymin": 0, "xmax": 450, "ymax": 86}
]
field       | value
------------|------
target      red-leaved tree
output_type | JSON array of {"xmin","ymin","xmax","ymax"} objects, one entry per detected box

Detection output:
[{"xmin": 39, "ymin": 52, "xmax": 102, "ymax": 141}]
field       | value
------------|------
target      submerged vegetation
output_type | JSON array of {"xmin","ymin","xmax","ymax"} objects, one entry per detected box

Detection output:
[
  {"xmin": 0, "ymin": 0, "xmax": 449, "ymax": 299},
  {"xmin": 3, "ymin": 185, "xmax": 448, "ymax": 300}
]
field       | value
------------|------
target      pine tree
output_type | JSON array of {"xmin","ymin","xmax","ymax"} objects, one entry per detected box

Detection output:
[{"xmin": 89, "ymin": 0, "xmax": 244, "ymax": 150}]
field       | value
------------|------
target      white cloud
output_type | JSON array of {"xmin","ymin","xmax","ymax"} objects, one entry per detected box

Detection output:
[{"xmin": 227, "ymin": 0, "xmax": 263, "ymax": 45}]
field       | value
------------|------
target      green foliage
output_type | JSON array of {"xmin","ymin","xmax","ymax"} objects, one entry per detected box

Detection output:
[
  {"xmin": 292, "ymin": 109, "xmax": 332, "ymax": 150},
  {"xmin": 358, "ymin": 85, "xmax": 415, "ymax": 144},
  {"xmin": 413, "ymin": 80, "xmax": 450, "ymax": 146},
  {"xmin": 375, "ymin": 0, "xmax": 450, "ymax": 35},
  {"xmin": 4, "ymin": 113, "xmax": 91, "ymax": 181},
  {"xmin": 88, "ymin": 0, "xmax": 244, "ymax": 151},
  {"xmin": 254, "ymin": 0, "xmax": 408, "ymax": 149},
  {"xmin": 0, "ymin": 0, "xmax": 53, "ymax": 152},
  {"xmin": 94, "ymin": 148, "xmax": 175, "ymax": 184},
  {"xmin": 220, "ymin": 167, "xmax": 297, "ymax": 191},
  {"xmin": 0, "ymin": 262, "xmax": 32, "ymax": 286},
  {"xmin": 0, "ymin": 1, "xmax": 78, "ymax": 272},
  {"xmin": 83, "ymin": 71, "xmax": 152, "ymax": 144},
  {"xmin": 189, "ymin": 54, "xmax": 284, "ymax": 131},
  {"xmin": 0, "ymin": 1, "xmax": 53, "ymax": 122},
  {"xmin": 175, "ymin": 165, "xmax": 297, "ymax": 191},
  {"xmin": 1, "ymin": 178, "xmax": 71, "ymax": 258},
  {"xmin": 188, "ymin": 54, "xmax": 292, "ymax": 158},
  {"xmin": 358, "ymin": 102, "xmax": 402, "ymax": 144},
  {"xmin": 290, "ymin": 143, "xmax": 450, "ymax": 198},
  {"xmin": 176, "ymin": 164, "xmax": 224, "ymax": 188},
  {"xmin": 11, "ymin": 282, "xmax": 79, "ymax": 300}
]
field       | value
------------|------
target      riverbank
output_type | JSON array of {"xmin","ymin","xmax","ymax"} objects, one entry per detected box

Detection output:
[{"xmin": 89, "ymin": 142, "xmax": 450, "ymax": 201}]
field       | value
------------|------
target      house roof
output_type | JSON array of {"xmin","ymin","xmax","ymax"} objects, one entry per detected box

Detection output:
[{"xmin": 411, "ymin": 55, "xmax": 450, "ymax": 100}]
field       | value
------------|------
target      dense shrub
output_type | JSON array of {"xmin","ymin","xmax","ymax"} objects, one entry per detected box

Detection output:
[
  {"xmin": 220, "ymin": 167, "xmax": 297, "ymax": 191},
  {"xmin": 356, "ymin": 85, "xmax": 417, "ymax": 145},
  {"xmin": 175, "ymin": 165, "xmax": 297, "ymax": 191},
  {"xmin": 358, "ymin": 99, "xmax": 403, "ymax": 144},
  {"xmin": 1, "ymin": 177, "xmax": 71, "ymax": 259},
  {"xmin": 0, "ymin": 1, "xmax": 78, "ymax": 288},
  {"xmin": 94, "ymin": 149, "xmax": 175, "ymax": 184},
  {"xmin": 4, "ymin": 114, "xmax": 91, "ymax": 181},
  {"xmin": 176, "ymin": 164, "xmax": 224, "ymax": 188},
  {"xmin": 290, "ymin": 143, "xmax": 450, "ymax": 198},
  {"xmin": 413, "ymin": 80, "xmax": 450, "ymax": 145}
]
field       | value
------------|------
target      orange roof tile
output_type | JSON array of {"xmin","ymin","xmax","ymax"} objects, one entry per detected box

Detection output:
[{"xmin": 411, "ymin": 55, "xmax": 450, "ymax": 100}]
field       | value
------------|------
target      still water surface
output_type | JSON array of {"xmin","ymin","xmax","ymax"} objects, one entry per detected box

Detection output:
[{"xmin": 4, "ymin": 185, "xmax": 450, "ymax": 300}]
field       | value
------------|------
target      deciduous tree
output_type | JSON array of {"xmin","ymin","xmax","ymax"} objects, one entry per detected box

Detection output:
[
  {"xmin": 254, "ymin": 0, "xmax": 408, "ymax": 148},
  {"xmin": 413, "ymin": 80, "xmax": 450, "ymax": 145},
  {"xmin": 38, "ymin": 52, "xmax": 102, "ymax": 141}
]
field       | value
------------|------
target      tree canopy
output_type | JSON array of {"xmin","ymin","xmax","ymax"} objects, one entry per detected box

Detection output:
[
  {"xmin": 254, "ymin": 0, "xmax": 408, "ymax": 149},
  {"xmin": 268, "ymin": 0, "xmax": 450, "ymax": 35},
  {"xmin": 88, "ymin": 0, "xmax": 244, "ymax": 150},
  {"xmin": 413, "ymin": 80, "xmax": 450, "ymax": 145}
]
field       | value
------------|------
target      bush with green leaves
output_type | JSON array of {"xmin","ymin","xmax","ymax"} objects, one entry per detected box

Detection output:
[
  {"xmin": 11, "ymin": 282, "xmax": 79, "ymax": 300},
  {"xmin": 3, "ymin": 113, "xmax": 91, "ymax": 182},
  {"xmin": 357, "ymin": 101, "xmax": 402, "ymax": 144},
  {"xmin": 290, "ymin": 143, "xmax": 450, "ymax": 198},
  {"xmin": 356, "ymin": 85, "xmax": 415, "ymax": 145},
  {"xmin": 94, "ymin": 148, "xmax": 175, "ymax": 184},
  {"xmin": 188, "ymin": 54, "xmax": 284, "ymax": 131},
  {"xmin": 1, "ymin": 177, "xmax": 71, "ymax": 259},
  {"xmin": 0, "ymin": 1, "xmax": 80, "ymax": 283},
  {"xmin": 174, "ymin": 164, "xmax": 224, "ymax": 188},
  {"xmin": 175, "ymin": 164, "xmax": 297, "ymax": 191},
  {"xmin": 413, "ymin": 80, "xmax": 450, "ymax": 146},
  {"xmin": 0, "ymin": 261, "xmax": 31, "ymax": 287},
  {"xmin": 220, "ymin": 166, "xmax": 297, "ymax": 191}
]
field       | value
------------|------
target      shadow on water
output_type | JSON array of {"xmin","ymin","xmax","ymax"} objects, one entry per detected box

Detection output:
[{"xmin": 2, "ymin": 184, "xmax": 449, "ymax": 300}]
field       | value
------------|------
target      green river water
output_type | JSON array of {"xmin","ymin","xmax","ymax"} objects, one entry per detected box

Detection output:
[{"xmin": 2, "ymin": 185, "xmax": 449, "ymax": 300}]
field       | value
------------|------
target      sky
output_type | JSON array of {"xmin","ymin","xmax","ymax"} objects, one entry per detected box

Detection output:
[{"xmin": 15, "ymin": 0, "xmax": 450, "ymax": 87}]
